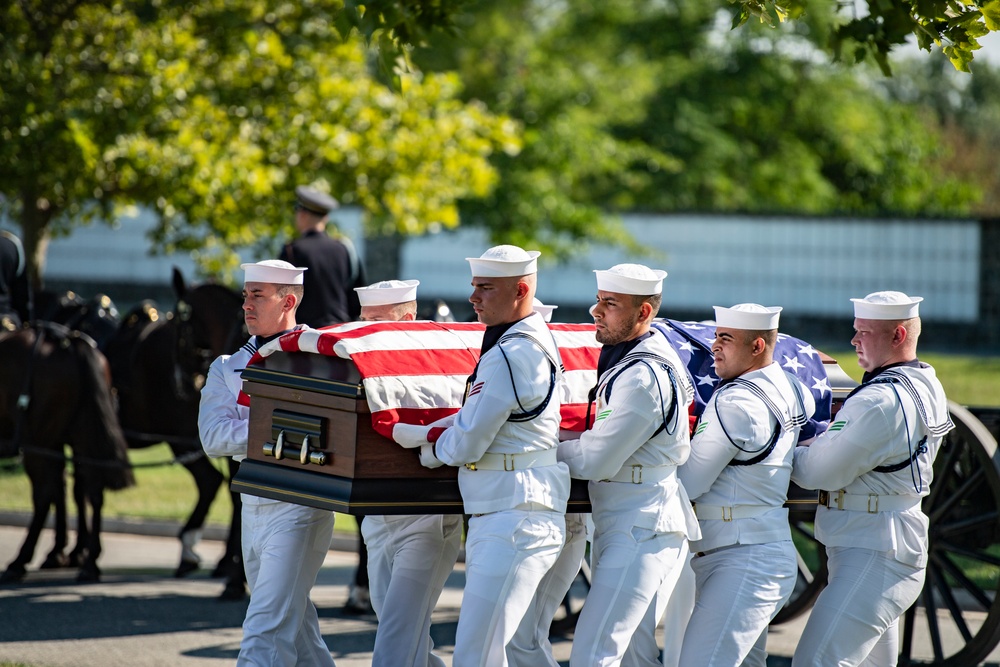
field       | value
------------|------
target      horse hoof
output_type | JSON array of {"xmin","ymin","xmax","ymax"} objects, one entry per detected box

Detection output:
[
  {"xmin": 218, "ymin": 580, "xmax": 248, "ymax": 602},
  {"xmin": 0, "ymin": 565, "xmax": 27, "ymax": 584},
  {"xmin": 76, "ymin": 566, "xmax": 101, "ymax": 583},
  {"xmin": 40, "ymin": 553, "xmax": 71, "ymax": 570},
  {"xmin": 175, "ymin": 559, "xmax": 200, "ymax": 578}
]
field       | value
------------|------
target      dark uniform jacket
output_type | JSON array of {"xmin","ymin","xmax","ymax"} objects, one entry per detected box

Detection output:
[
  {"xmin": 278, "ymin": 229, "xmax": 366, "ymax": 327},
  {"xmin": 0, "ymin": 230, "xmax": 32, "ymax": 327}
]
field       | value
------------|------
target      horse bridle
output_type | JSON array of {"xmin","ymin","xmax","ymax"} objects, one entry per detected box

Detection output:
[{"xmin": 174, "ymin": 296, "xmax": 245, "ymax": 399}]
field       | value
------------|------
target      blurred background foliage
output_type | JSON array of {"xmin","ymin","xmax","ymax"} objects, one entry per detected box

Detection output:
[{"xmin": 1, "ymin": 0, "xmax": 998, "ymax": 283}]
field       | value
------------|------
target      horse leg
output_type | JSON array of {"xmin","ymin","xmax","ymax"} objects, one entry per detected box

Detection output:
[
  {"xmin": 40, "ymin": 466, "xmax": 71, "ymax": 569},
  {"xmin": 68, "ymin": 472, "xmax": 91, "ymax": 567},
  {"xmin": 175, "ymin": 449, "xmax": 224, "ymax": 577},
  {"xmin": 76, "ymin": 478, "xmax": 103, "ymax": 583},
  {"xmin": 1, "ymin": 467, "xmax": 57, "ymax": 583},
  {"xmin": 218, "ymin": 459, "xmax": 247, "ymax": 601}
]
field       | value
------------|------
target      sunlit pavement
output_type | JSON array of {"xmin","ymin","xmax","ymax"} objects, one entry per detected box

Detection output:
[{"xmin": 0, "ymin": 522, "xmax": 997, "ymax": 666}]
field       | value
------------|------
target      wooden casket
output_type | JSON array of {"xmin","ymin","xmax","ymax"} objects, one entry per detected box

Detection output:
[
  {"xmin": 231, "ymin": 320, "xmax": 854, "ymax": 516},
  {"xmin": 230, "ymin": 321, "xmax": 600, "ymax": 515}
]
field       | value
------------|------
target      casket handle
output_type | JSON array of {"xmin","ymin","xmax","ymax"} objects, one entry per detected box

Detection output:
[{"xmin": 263, "ymin": 430, "xmax": 328, "ymax": 466}]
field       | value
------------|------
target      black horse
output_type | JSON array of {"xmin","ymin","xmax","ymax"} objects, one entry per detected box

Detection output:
[
  {"xmin": 104, "ymin": 268, "xmax": 245, "ymax": 586},
  {"xmin": 0, "ymin": 324, "xmax": 135, "ymax": 583}
]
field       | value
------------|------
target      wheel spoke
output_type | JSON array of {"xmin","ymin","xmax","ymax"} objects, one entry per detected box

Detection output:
[
  {"xmin": 922, "ymin": 577, "xmax": 946, "ymax": 661},
  {"xmin": 928, "ymin": 561, "xmax": 974, "ymax": 642},
  {"xmin": 935, "ymin": 540, "xmax": 1000, "ymax": 569},
  {"xmin": 933, "ymin": 510, "xmax": 1000, "ymax": 539},
  {"xmin": 929, "ymin": 467, "xmax": 986, "ymax": 524},
  {"xmin": 934, "ymin": 546, "xmax": 996, "ymax": 609},
  {"xmin": 926, "ymin": 437, "xmax": 966, "ymax": 508}
]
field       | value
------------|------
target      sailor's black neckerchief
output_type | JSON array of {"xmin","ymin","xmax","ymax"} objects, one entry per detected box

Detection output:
[
  {"xmin": 256, "ymin": 329, "xmax": 294, "ymax": 350},
  {"xmin": 585, "ymin": 331, "xmax": 653, "ymax": 429},
  {"xmin": 464, "ymin": 319, "xmax": 521, "ymax": 401},
  {"xmin": 861, "ymin": 359, "xmax": 926, "ymax": 385}
]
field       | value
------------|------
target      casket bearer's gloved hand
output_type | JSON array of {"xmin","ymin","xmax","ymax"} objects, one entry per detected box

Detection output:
[
  {"xmin": 392, "ymin": 423, "xmax": 432, "ymax": 449},
  {"xmin": 419, "ymin": 443, "xmax": 443, "ymax": 469}
]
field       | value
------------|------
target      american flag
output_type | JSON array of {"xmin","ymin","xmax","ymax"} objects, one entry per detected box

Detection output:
[
  {"xmin": 654, "ymin": 319, "xmax": 832, "ymax": 440},
  {"xmin": 239, "ymin": 319, "xmax": 830, "ymax": 441}
]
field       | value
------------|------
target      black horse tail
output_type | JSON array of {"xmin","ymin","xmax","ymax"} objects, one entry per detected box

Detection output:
[{"xmin": 72, "ymin": 336, "xmax": 135, "ymax": 491}]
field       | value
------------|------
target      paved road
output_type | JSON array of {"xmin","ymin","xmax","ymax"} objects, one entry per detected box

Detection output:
[{"xmin": 1, "ymin": 520, "xmax": 998, "ymax": 666}]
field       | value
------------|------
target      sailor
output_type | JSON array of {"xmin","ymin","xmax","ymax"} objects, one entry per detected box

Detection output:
[
  {"xmin": 557, "ymin": 264, "xmax": 700, "ymax": 667},
  {"xmin": 355, "ymin": 279, "xmax": 463, "ymax": 667},
  {"xmin": 198, "ymin": 260, "xmax": 336, "ymax": 667},
  {"xmin": 677, "ymin": 303, "xmax": 815, "ymax": 666},
  {"xmin": 791, "ymin": 291, "xmax": 953, "ymax": 666},
  {"xmin": 391, "ymin": 245, "xmax": 570, "ymax": 667},
  {"xmin": 507, "ymin": 297, "xmax": 589, "ymax": 667}
]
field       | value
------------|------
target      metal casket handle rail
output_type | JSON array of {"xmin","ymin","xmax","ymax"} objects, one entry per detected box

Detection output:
[{"xmin": 263, "ymin": 431, "xmax": 328, "ymax": 466}]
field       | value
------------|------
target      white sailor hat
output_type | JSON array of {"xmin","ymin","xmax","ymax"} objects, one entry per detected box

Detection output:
[
  {"xmin": 594, "ymin": 263, "xmax": 667, "ymax": 296},
  {"xmin": 355, "ymin": 279, "xmax": 420, "ymax": 306},
  {"xmin": 851, "ymin": 291, "xmax": 922, "ymax": 320},
  {"xmin": 295, "ymin": 185, "xmax": 339, "ymax": 215},
  {"xmin": 241, "ymin": 259, "xmax": 307, "ymax": 285},
  {"xmin": 532, "ymin": 297, "xmax": 558, "ymax": 322},
  {"xmin": 467, "ymin": 245, "xmax": 540, "ymax": 277},
  {"xmin": 713, "ymin": 303, "xmax": 782, "ymax": 330}
]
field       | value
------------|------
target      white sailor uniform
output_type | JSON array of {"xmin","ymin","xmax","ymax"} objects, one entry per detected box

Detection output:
[
  {"xmin": 199, "ymin": 336, "xmax": 336, "ymax": 667},
  {"xmin": 507, "ymin": 511, "xmax": 587, "ymax": 667},
  {"xmin": 361, "ymin": 513, "xmax": 462, "ymax": 667},
  {"xmin": 558, "ymin": 332, "xmax": 700, "ymax": 667},
  {"xmin": 791, "ymin": 363, "xmax": 952, "ymax": 666},
  {"xmin": 677, "ymin": 361, "xmax": 814, "ymax": 667},
  {"xmin": 397, "ymin": 312, "xmax": 570, "ymax": 667}
]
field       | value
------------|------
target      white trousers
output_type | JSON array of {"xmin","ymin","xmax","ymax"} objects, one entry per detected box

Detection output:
[
  {"xmin": 571, "ymin": 525, "xmax": 688, "ymax": 667},
  {"xmin": 454, "ymin": 509, "xmax": 565, "ymax": 667},
  {"xmin": 361, "ymin": 514, "xmax": 463, "ymax": 667},
  {"xmin": 792, "ymin": 546, "xmax": 925, "ymax": 667},
  {"xmin": 680, "ymin": 540, "xmax": 798, "ymax": 667},
  {"xmin": 507, "ymin": 512, "xmax": 588, "ymax": 667},
  {"xmin": 618, "ymin": 551, "xmax": 695, "ymax": 667},
  {"xmin": 238, "ymin": 499, "xmax": 336, "ymax": 667}
]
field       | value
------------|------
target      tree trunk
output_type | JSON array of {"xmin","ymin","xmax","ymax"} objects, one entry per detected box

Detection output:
[{"xmin": 18, "ymin": 190, "xmax": 55, "ymax": 293}]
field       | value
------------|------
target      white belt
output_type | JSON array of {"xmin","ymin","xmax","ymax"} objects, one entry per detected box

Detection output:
[
  {"xmin": 465, "ymin": 448, "xmax": 558, "ymax": 471},
  {"xmin": 602, "ymin": 465, "xmax": 676, "ymax": 484},
  {"xmin": 818, "ymin": 490, "xmax": 923, "ymax": 513},
  {"xmin": 694, "ymin": 504, "xmax": 774, "ymax": 522}
]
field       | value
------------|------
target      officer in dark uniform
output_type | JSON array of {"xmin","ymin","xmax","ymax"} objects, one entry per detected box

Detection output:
[
  {"xmin": 0, "ymin": 229, "xmax": 32, "ymax": 330},
  {"xmin": 278, "ymin": 186, "xmax": 366, "ymax": 327}
]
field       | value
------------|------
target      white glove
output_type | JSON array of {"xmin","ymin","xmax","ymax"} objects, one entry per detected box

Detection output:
[
  {"xmin": 428, "ymin": 413, "xmax": 457, "ymax": 430},
  {"xmin": 419, "ymin": 443, "xmax": 444, "ymax": 469},
  {"xmin": 392, "ymin": 423, "xmax": 432, "ymax": 449}
]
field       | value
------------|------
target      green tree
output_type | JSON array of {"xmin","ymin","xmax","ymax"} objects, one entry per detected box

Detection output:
[
  {"xmin": 732, "ymin": 0, "xmax": 1000, "ymax": 74},
  {"xmin": 413, "ymin": 0, "xmax": 978, "ymax": 252},
  {"xmin": 0, "ymin": 1, "xmax": 517, "ymax": 286}
]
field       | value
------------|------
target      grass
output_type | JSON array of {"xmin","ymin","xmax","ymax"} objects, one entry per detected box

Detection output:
[
  {"xmin": 0, "ymin": 351, "xmax": 996, "ymax": 531},
  {"xmin": 823, "ymin": 349, "xmax": 1000, "ymax": 407},
  {"xmin": 0, "ymin": 444, "xmax": 359, "ymax": 534}
]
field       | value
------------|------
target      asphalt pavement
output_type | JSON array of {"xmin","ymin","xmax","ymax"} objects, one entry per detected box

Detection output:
[{"xmin": 0, "ymin": 516, "xmax": 998, "ymax": 666}]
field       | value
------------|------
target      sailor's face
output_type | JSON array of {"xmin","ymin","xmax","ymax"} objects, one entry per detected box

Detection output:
[
  {"xmin": 712, "ymin": 327, "xmax": 756, "ymax": 380},
  {"xmin": 851, "ymin": 318, "xmax": 895, "ymax": 372},
  {"xmin": 469, "ymin": 276, "xmax": 519, "ymax": 327},
  {"xmin": 242, "ymin": 282, "xmax": 287, "ymax": 337},
  {"xmin": 592, "ymin": 291, "xmax": 643, "ymax": 346}
]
